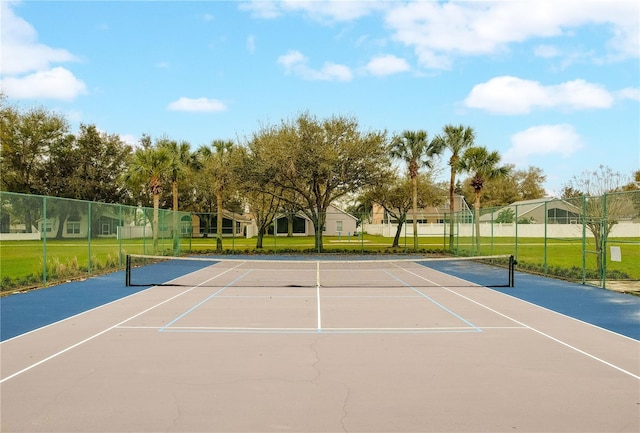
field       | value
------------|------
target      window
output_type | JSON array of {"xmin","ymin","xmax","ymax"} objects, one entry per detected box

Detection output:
[
  {"xmin": 336, "ymin": 221, "xmax": 343, "ymax": 232},
  {"xmin": 67, "ymin": 221, "xmax": 81, "ymax": 234}
]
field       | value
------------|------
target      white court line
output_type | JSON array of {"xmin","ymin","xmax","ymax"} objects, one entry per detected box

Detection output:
[
  {"xmin": 159, "ymin": 270, "xmax": 252, "ymax": 331},
  {"xmin": 115, "ymin": 325, "xmax": 508, "ymax": 334},
  {"xmin": 316, "ymin": 261, "xmax": 322, "ymax": 332},
  {"xmin": 0, "ymin": 263, "xmax": 245, "ymax": 384},
  {"xmin": 385, "ymin": 269, "xmax": 481, "ymax": 332},
  {"xmin": 399, "ymin": 266, "xmax": 640, "ymax": 381}
]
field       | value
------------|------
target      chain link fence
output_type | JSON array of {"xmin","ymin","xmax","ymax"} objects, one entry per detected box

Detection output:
[
  {"xmin": 2, "ymin": 190, "xmax": 638, "ymax": 292},
  {"xmin": 444, "ymin": 191, "xmax": 639, "ymax": 290},
  {"xmin": 1, "ymin": 191, "xmax": 191, "ymax": 291}
]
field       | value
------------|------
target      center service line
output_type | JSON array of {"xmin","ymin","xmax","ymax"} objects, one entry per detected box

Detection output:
[{"xmin": 317, "ymin": 261, "xmax": 322, "ymax": 332}]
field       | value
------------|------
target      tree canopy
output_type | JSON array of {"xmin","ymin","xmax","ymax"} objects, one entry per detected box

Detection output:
[
  {"xmin": 390, "ymin": 130, "xmax": 442, "ymax": 249},
  {"xmin": 243, "ymin": 112, "xmax": 391, "ymax": 251},
  {"xmin": 5, "ymin": 102, "xmax": 620, "ymax": 251},
  {"xmin": 432, "ymin": 124, "xmax": 476, "ymax": 250}
]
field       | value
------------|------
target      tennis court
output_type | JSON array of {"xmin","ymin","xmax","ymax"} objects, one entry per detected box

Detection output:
[{"xmin": 1, "ymin": 256, "xmax": 638, "ymax": 432}]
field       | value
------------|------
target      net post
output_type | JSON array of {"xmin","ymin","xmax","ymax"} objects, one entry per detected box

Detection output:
[
  {"xmin": 509, "ymin": 255, "xmax": 515, "ymax": 287},
  {"xmin": 125, "ymin": 255, "xmax": 131, "ymax": 287}
]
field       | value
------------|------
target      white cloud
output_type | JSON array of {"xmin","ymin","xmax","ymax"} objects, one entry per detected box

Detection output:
[
  {"xmin": 1, "ymin": 67, "xmax": 87, "ymax": 100},
  {"xmin": 464, "ymin": 76, "xmax": 614, "ymax": 114},
  {"xmin": 280, "ymin": 1, "xmax": 386, "ymax": 23},
  {"xmin": 238, "ymin": 1, "xmax": 281, "ymax": 19},
  {"xmin": 277, "ymin": 50, "xmax": 352, "ymax": 82},
  {"xmin": 240, "ymin": 0, "xmax": 385, "ymax": 23},
  {"xmin": 384, "ymin": 1, "xmax": 639, "ymax": 69},
  {"xmin": 504, "ymin": 124, "xmax": 584, "ymax": 166},
  {"xmin": 277, "ymin": 50, "xmax": 304, "ymax": 68},
  {"xmin": 0, "ymin": 2, "xmax": 79, "ymax": 75},
  {"xmin": 615, "ymin": 87, "xmax": 640, "ymax": 101},
  {"xmin": 534, "ymin": 44, "xmax": 562, "ymax": 58},
  {"xmin": 119, "ymin": 134, "xmax": 140, "ymax": 148},
  {"xmin": 1, "ymin": 2, "xmax": 86, "ymax": 102},
  {"xmin": 167, "ymin": 97, "xmax": 228, "ymax": 112},
  {"xmin": 364, "ymin": 54, "xmax": 410, "ymax": 77},
  {"xmin": 319, "ymin": 63, "xmax": 353, "ymax": 82}
]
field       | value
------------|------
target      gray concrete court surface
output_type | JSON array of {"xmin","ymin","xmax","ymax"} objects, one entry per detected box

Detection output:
[{"xmin": 1, "ymin": 261, "xmax": 639, "ymax": 432}]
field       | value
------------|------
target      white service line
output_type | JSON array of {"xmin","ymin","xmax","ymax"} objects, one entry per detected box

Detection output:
[
  {"xmin": 399, "ymin": 266, "xmax": 640, "ymax": 381},
  {"xmin": 316, "ymin": 261, "xmax": 322, "ymax": 332},
  {"xmin": 0, "ymin": 262, "xmax": 245, "ymax": 384}
]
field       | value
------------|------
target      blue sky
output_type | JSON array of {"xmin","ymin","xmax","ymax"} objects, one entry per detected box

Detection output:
[{"xmin": 1, "ymin": 0, "xmax": 639, "ymax": 195}]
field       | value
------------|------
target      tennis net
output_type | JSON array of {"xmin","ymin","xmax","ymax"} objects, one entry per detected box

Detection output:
[{"xmin": 125, "ymin": 254, "xmax": 516, "ymax": 288}]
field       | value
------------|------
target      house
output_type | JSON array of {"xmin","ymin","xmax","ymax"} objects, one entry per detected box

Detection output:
[
  {"xmin": 478, "ymin": 198, "xmax": 581, "ymax": 223},
  {"xmin": 263, "ymin": 205, "xmax": 358, "ymax": 237},
  {"xmin": 371, "ymin": 193, "xmax": 469, "ymax": 224},
  {"xmin": 191, "ymin": 211, "xmax": 252, "ymax": 237},
  {"xmin": 37, "ymin": 209, "xmax": 124, "ymax": 239},
  {"xmin": 34, "ymin": 206, "xmax": 196, "ymax": 240}
]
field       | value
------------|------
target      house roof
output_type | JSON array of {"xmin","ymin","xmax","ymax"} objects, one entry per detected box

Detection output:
[
  {"xmin": 274, "ymin": 204, "xmax": 358, "ymax": 222},
  {"xmin": 192, "ymin": 210, "xmax": 252, "ymax": 222},
  {"xmin": 480, "ymin": 197, "xmax": 581, "ymax": 221},
  {"xmin": 326, "ymin": 204, "xmax": 358, "ymax": 221}
]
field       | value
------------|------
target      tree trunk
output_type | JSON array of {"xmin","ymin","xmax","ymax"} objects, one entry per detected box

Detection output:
[
  {"xmin": 589, "ymin": 220, "xmax": 604, "ymax": 279},
  {"xmin": 256, "ymin": 228, "xmax": 264, "ymax": 249},
  {"xmin": 172, "ymin": 181, "xmax": 179, "ymax": 254},
  {"xmin": 287, "ymin": 214, "xmax": 293, "ymax": 237},
  {"xmin": 474, "ymin": 190, "xmax": 481, "ymax": 252},
  {"xmin": 172, "ymin": 181, "xmax": 178, "ymax": 211},
  {"xmin": 412, "ymin": 175, "xmax": 418, "ymax": 250},
  {"xmin": 24, "ymin": 208, "xmax": 33, "ymax": 234},
  {"xmin": 448, "ymin": 166, "xmax": 455, "ymax": 251},
  {"xmin": 54, "ymin": 214, "xmax": 66, "ymax": 239},
  {"xmin": 392, "ymin": 219, "xmax": 404, "ymax": 248},
  {"xmin": 314, "ymin": 212, "xmax": 326, "ymax": 252},
  {"xmin": 153, "ymin": 193, "xmax": 160, "ymax": 253},
  {"xmin": 216, "ymin": 190, "xmax": 223, "ymax": 252}
]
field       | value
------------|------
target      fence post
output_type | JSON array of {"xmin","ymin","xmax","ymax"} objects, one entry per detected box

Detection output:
[
  {"xmin": 490, "ymin": 208, "xmax": 495, "ymax": 256},
  {"xmin": 443, "ymin": 212, "xmax": 447, "ymax": 251},
  {"xmin": 118, "ymin": 204, "xmax": 123, "ymax": 267},
  {"xmin": 581, "ymin": 195, "xmax": 587, "ymax": 284},
  {"xmin": 43, "ymin": 195, "xmax": 47, "ymax": 286},
  {"xmin": 543, "ymin": 201, "xmax": 548, "ymax": 276},
  {"xmin": 601, "ymin": 192, "xmax": 607, "ymax": 289},
  {"xmin": 88, "ymin": 201, "xmax": 92, "ymax": 275},
  {"xmin": 514, "ymin": 204, "xmax": 518, "ymax": 260},
  {"xmin": 142, "ymin": 209, "xmax": 147, "ymax": 255}
]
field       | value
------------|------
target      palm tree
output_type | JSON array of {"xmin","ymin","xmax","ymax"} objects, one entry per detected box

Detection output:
[
  {"xmin": 458, "ymin": 146, "xmax": 510, "ymax": 251},
  {"xmin": 157, "ymin": 139, "xmax": 192, "ymax": 252},
  {"xmin": 123, "ymin": 146, "xmax": 171, "ymax": 252},
  {"xmin": 432, "ymin": 125, "xmax": 476, "ymax": 251},
  {"xmin": 157, "ymin": 139, "xmax": 192, "ymax": 212},
  {"xmin": 196, "ymin": 140, "xmax": 235, "ymax": 252},
  {"xmin": 390, "ymin": 130, "xmax": 441, "ymax": 250}
]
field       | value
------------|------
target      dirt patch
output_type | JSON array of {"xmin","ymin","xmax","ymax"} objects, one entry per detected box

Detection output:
[{"xmin": 590, "ymin": 280, "xmax": 640, "ymax": 295}]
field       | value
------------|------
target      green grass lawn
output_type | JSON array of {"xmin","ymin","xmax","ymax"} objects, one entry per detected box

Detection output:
[{"xmin": 2, "ymin": 235, "xmax": 638, "ymax": 292}]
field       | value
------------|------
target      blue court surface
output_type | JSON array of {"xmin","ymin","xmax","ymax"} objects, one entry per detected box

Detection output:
[
  {"xmin": 1, "ymin": 259, "xmax": 638, "ymax": 341},
  {"xmin": 1, "ymin": 259, "xmax": 212, "ymax": 341},
  {"xmin": 424, "ymin": 261, "xmax": 640, "ymax": 340}
]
